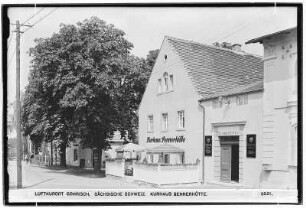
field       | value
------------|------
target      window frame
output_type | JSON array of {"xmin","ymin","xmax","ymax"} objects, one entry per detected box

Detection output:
[
  {"xmin": 147, "ymin": 115, "xmax": 154, "ymax": 133},
  {"xmin": 177, "ymin": 110, "xmax": 185, "ymax": 130},
  {"xmin": 163, "ymin": 72, "xmax": 169, "ymax": 92},
  {"xmin": 236, "ymin": 94, "xmax": 248, "ymax": 106},
  {"xmin": 73, "ymin": 149, "xmax": 78, "ymax": 161},
  {"xmin": 158, "ymin": 78, "xmax": 162, "ymax": 94},
  {"xmin": 161, "ymin": 113, "xmax": 168, "ymax": 132}
]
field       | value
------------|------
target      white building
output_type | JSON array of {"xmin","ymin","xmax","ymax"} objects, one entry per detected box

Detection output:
[
  {"xmin": 138, "ymin": 36, "xmax": 264, "ymax": 187},
  {"xmin": 66, "ymin": 130, "xmax": 124, "ymax": 168},
  {"xmin": 246, "ymin": 27, "xmax": 297, "ymax": 189}
]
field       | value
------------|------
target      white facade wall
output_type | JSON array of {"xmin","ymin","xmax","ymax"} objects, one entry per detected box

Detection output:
[
  {"xmin": 260, "ymin": 29, "xmax": 297, "ymax": 189},
  {"xmin": 202, "ymin": 92, "xmax": 263, "ymax": 188},
  {"xmin": 139, "ymin": 39, "xmax": 203, "ymax": 167}
]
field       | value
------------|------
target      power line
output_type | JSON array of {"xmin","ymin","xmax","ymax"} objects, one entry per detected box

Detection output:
[
  {"xmin": 21, "ymin": 7, "xmax": 45, "ymax": 25},
  {"xmin": 203, "ymin": 13, "xmax": 269, "ymax": 44},
  {"xmin": 22, "ymin": 8, "xmax": 58, "ymax": 34}
]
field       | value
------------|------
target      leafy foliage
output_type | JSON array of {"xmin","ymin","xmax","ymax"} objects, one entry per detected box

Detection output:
[{"xmin": 22, "ymin": 17, "xmax": 157, "ymax": 170}]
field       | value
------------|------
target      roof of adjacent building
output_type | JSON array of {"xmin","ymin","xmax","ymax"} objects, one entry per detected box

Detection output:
[
  {"xmin": 166, "ymin": 36, "xmax": 264, "ymax": 101},
  {"xmin": 245, "ymin": 27, "xmax": 297, "ymax": 44}
]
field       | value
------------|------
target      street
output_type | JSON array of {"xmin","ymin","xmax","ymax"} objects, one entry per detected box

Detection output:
[
  {"xmin": 7, "ymin": 160, "xmax": 153, "ymax": 189},
  {"xmin": 7, "ymin": 160, "xmax": 238, "ymax": 189}
]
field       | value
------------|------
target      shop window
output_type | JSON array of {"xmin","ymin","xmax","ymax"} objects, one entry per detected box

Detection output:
[
  {"xmin": 236, "ymin": 94, "xmax": 248, "ymax": 105},
  {"xmin": 158, "ymin": 79, "xmax": 162, "ymax": 93},
  {"xmin": 177, "ymin": 110, "xmax": 185, "ymax": 129},
  {"xmin": 150, "ymin": 154, "xmax": 154, "ymax": 163},
  {"xmin": 147, "ymin": 115, "xmax": 154, "ymax": 132},
  {"xmin": 161, "ymin": 113, "xmax": 168, "ymax": 131},
  {"xmin": 163, "ymin": 72, "xmax": 169, "ymax": 92},
  {"xmin": 164, "ymin": 154, "xmax": 169, "ymax": 164},
  {"xmin": 74, "ymin": 149, "xmax": 78, "ymax": 161}
]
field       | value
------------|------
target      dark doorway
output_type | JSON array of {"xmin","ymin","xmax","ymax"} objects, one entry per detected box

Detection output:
[
  {"xmin": 220, "ymin": 136, "xmax": 239, "ymax": 183},
  {"xmin": 231, "ymin": 144, "xmax": 239, "ymax": 182}
]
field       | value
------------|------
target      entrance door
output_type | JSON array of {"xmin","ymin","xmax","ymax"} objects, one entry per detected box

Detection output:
[
  {"xmin": 220, "ymin": 145, "xmax": 232, "ymax": 182},
  {"xmin": 231, "ymin": 144, "xmax": 239, "ymax": 182}
]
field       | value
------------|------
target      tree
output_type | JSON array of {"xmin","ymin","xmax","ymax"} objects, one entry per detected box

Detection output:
[
  {"xmin": 146, "ymin": 49, "xmax": 159, "ymax": 69},
  {"xmin": 22, "ymin": 17, "xmax": 140, "ymax": 171}
]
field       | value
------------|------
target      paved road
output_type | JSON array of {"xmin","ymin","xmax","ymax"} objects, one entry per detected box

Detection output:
[
  {"xmin": 7, "ymin": 160, "xmax": 235, "ymax": 189},
  {"xmin": 7, "ymin": 160, "xmax": 153, "ymax": 189}
]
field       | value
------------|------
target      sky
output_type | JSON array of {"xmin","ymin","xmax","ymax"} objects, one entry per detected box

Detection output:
[{"xmin": 6, "ymin": 6, "xmax": 297, "ymax": 103}]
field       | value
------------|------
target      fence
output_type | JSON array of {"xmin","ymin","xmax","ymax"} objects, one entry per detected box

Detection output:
[
  {"xmin": 105, "ymin": 159, "xmax": 125, "ymax": 177},
  {"xmin": 133, "ymin": 163, "xmax": 200, "ymax": 186}
]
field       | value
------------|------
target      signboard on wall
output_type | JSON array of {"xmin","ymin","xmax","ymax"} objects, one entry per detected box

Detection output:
[
  {"xmin": 205, "ymin": 136, "xmax": 212, "ymax": 156},
  {"xmin": 246, "ymin": 134, "xmax": 256, "ymax": 158},
  {"xmin": 146, "ymin": 136, "xmax": 186, "ymax": 143}
]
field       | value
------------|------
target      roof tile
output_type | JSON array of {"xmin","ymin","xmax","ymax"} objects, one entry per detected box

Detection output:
[{"xmin": 166, "ymin": 37, "xmax": 264, "ymax": 100}]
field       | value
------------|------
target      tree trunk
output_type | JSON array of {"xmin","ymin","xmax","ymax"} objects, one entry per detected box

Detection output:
[
  {"xmin": 50, "ymin": 140, "xmax": 53, "ymax": 166},
  {"xmin": 93, "ymin": 148, "xmax": 102, "ymax": 173},
  {"xmin": 59, "ymin": 142, "xmax": 66, "ymax": 167}
]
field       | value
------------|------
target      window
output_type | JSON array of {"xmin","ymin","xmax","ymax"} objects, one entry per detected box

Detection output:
[
  {"xmin": 177, "ymin": 110, "xmax": 185, "ymax": 129},
  {"xmin": 158, "ymin": 73, "xmax": 174, "ymax": 94},
  {"xmin": 236, "ymin": 95, "xmax": 248, "ymax": 105},
  {"xmin": 169, "ymin": 75, "xmax": 174, "ymax": 91},
  {"xmin": 147, "ymin": 115, "xmax": 154, "ymax": 132},
  {"xmin": 158, "ymin": 79, "xmax": 162, "ymax": 93},
  {"xmin": 161, "ymin": 113, "xmax": 168, "ymax": 131},
  {"xmin": 163, "ymin": 72, "xmax": 169, "ymax": 92},
  {"xmin": 74, "ymin": 149, "xmax": 78, "ymax": 161}
]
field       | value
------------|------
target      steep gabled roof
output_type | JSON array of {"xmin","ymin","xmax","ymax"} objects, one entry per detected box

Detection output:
[{"xmin": 166, "ymin": 36, "xmax": 264, "ymax": 100}]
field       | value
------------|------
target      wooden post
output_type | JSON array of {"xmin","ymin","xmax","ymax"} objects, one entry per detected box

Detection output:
[{"xmin": 15, "ymin": 20, "xmax": 22, "ymax": 188}]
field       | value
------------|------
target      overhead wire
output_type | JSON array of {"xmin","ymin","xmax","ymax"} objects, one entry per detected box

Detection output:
[
  {"xmin": 21, "ymin": 7, "xmax": 45, "ymax": 25},
  {"xmin": 22, "ymin": 7, "xmax": 58, "ymax": 34},
  {"xmin": 202, "ymin": 13, "xmax": 269, "ymax": 44}
]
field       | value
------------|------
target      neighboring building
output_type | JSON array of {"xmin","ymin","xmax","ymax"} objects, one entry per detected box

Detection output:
[
  {"xmin": 246, "ymin": 27, "xmax": 297, "ymax": 189},
  {"xmin": 66, "ymin": 130, "xmax": 124, "ymax": 168},
  {"xmin": 138, "ymin": 36, "xmax": 264, "ymax": 187}
]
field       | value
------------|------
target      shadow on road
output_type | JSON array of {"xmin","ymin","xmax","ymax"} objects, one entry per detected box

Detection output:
[
  {"xmin": 23, "ymin": 178, "xmax": 55, "ymax": 189},
  {"xmin": 37, "ymin": 165, "xmax": 106, "ymax": 178}
]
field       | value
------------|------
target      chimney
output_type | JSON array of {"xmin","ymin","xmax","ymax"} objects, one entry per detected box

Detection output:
[{"xmin": 231, "ymin": 44, "xmax": 242, "ymax": 52}]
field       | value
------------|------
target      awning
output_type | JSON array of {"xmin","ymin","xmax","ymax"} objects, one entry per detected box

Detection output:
[
  {"xmin": 115, "ymin": 143, "xmax": 146, "ymax": 152},
  {"xmin": 147, "ymin": 143, "xmax": 184, "ymax": 154}
]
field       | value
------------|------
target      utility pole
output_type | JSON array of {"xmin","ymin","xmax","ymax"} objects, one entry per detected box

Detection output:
[
  {"xmin": 14, "ymin": 20, "xmax": 31, "ymax": 188},
  {"xmin": 15, "ymin": 20, "xmax": 22, "ymax": 189}
]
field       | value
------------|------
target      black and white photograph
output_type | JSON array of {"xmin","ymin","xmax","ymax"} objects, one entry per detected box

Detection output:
[{"xmin": 3, "ymin": 2, "xmax": 302, "ymax": 205}]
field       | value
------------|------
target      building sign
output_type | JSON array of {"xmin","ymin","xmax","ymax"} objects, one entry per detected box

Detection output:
[
  {"xmin": 205, "ymin": 136, "xmax": 212, "ymax": 156},
  {"xmin": 214, "ymin": 125, "xmax": 243, "ymax": 136},
  {"xmin": 246, "ymin": 134, "xmax": 256, "ymax": 158},
  {"xmin": 216, "ymin": 130, "xmax": 241, "ymax": 136},
  {"xmin": 146, "ymin": 136, "xmax": 186, "ymax": 143}
]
